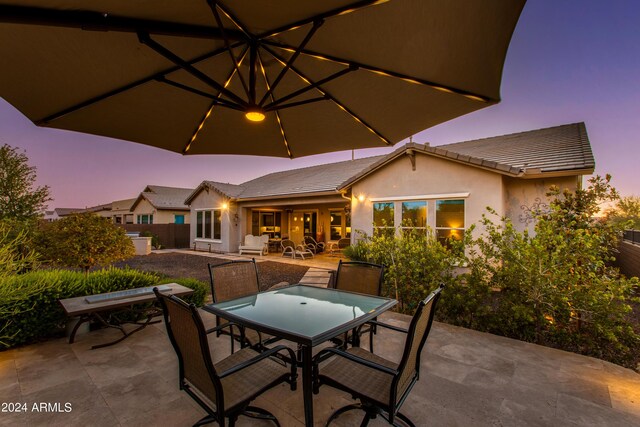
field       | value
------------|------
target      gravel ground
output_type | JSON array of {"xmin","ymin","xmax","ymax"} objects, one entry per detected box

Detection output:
[{"xmin": 113, "ymin": 252, "xmax": 308, "ymax": 291}]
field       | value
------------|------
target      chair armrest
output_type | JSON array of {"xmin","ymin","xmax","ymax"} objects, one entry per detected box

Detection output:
[
  {"xmin": 218, "ymin": 345, "xmax": 298, "ymax": 379},
  {"xmin": 313, "ymin": 347, "xmax": 396, "ymax": 376},
  {"xmin": 367, "ymin": 320, "xmax": 408, "ymax": 334},
  {"xmin": 205, "ymin": 321, "xmax": 243, "ymax": 335}
]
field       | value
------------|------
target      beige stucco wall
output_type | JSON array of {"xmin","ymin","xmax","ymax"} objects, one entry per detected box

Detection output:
[
  {"xmin": 132, "ymin": 198, "xmax": 189, "ymax": 224},
  {"xmin": 503, "ymin": 175, "xmax": 579, "ymax": 233},
  {"xmin": 350, "ymin": 153, "xmax": 505, "ymax": 241},
  {"xmin": 189, "ymin": 190, "xmax": 237, "ymax": 252}
]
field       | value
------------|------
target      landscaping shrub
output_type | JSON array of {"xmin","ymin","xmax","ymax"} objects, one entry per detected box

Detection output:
[
  {"xmin": 345, "ymin": 222, "xmax": 464, "ymax": 313},
  {"xmin": 0, "ymin": 219, "xmax": 39, "ymax": 278},
  {"xmin": 448, "ymin": 176, "xmax": 640, "ymax": 369},
  {"xmin": 37, "ymin": 213, "xmax": 135, "ymax": 272},
  {"xmin": 0, "ymin": 268, "xmax": 207, "ymax": 349}
]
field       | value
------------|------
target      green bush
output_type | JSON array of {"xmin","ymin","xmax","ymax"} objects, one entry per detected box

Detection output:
[
  {"xmin": 452, "ymin": 176, "xmax": 640, "ymax": 369},
  {"xmin": 139, "ymin": 230, "xmax": 162, "ymax": 250},
  {"xmin": 345, "ymin": 223, "xmax": 464, "ymax": 313},
  {"xmin": 0, "ymin": 219, "xmax": 40, "ymax": 278},
  {"xmin": 0, "ymin": 268, "xmax": 207, "ymax": 349},
  {"xmin": 159, "ymin": 277, "xmax": 207, "ymax": 307}
]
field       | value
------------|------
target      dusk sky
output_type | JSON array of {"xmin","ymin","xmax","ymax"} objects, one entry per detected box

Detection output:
[{"xmin": 1, "ymin": 0, "xmax": 638, "ymax": 209}]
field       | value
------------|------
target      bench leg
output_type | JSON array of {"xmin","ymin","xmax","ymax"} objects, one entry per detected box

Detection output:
[{"xmin": 68, "ymin": 314, "xmax": 91, "ymax": 344}]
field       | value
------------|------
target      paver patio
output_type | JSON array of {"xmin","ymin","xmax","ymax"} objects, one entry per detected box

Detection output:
[{"xmin": 1, "ymin": 307, "xmax": 639, "ymax": 426}]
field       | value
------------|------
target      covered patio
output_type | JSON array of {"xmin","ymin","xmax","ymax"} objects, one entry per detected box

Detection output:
[{"xmin": 2, "ymin": 309, "xmax": 639, "ymax": 426}]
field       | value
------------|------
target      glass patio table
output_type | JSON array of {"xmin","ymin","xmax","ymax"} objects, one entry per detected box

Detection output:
[{"xmin": 203, "ymin": 284, "xmax": 397, "ymax": 427}]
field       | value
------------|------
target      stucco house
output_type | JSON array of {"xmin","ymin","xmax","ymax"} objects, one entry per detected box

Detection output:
[
  {"xmin": 186, "ymin": 123, "xmax": 595, "ymax": 253},
  {"xmin": 130, "ymin": 185, "xmax": 193, "ymax": 225},
  {"xmin": 42, "ymin": 207, "xmax": 83, "ymax": 221}
]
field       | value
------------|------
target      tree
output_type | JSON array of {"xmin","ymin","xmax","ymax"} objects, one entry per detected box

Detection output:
[
  {"xmin": 0, "ymin": 220, "xmax": 39, "ymax": 278},
  {"xmin": 0, "ymin": 144, "xmax": 51, "ymax": 220},
  {"xmin": 38, "ymin": 213, "xmax": 135, "ymax": 272},
  {"xmin": 605, "ymin": 195, "xmax": 640, "ymax": 230}
]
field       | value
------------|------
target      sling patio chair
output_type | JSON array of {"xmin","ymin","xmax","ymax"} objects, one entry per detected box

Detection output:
[
  {"xmin": 154, "ymin": 289, "xmax": 297, "ymax": 427},
  {"xmin": 331, "ymin": 260, "xmax": 385, "ymax": 352},
  {"xmin": 303, "ymin": 235, "xmax": 325, "ymax": 253},
  {"xmin": 207, "ymin": 259, "xmax": 275, "ymax": 351},
  {"xmin": 312, "ymin": 285, "xmax": 444, "ymax": 427}
]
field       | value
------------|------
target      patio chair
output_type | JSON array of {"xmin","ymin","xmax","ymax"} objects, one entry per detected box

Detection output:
[
  {"xmin": 154, "ymin": 289, "xmax": 297, "ymax": 427},
  {"xmin": 303, "ymin": 236, "xmax": 325, "ymax": 253},
  {"xmin": 331, "ymin": 261, "xmax": 384, "ymax": 352},
  {"xmin": 208, "ymin": 260, "xmax": 274, "ymax": 351},
  {"xmin": 281, "ymin": 239, "xmax": 314, "ymax": 260},
  {"xmin": 312, "ymin": 285, "xmax": 444, "ymax": 427},
  {"xmin": 329, "ymin": 238, "xmax": 351, "ymax": 256}
]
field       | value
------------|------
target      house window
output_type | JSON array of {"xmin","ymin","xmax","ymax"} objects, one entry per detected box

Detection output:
[
  {"xmin": 251, "ymin": 210, "xmax": 282, "ymax": 238},
  {"xmin": 373, "ymin": 202, "xmax": 394, "ymax": 237},
  {"xmin": 174, "ymin": 214, "xmax": 185, "ymax": 224},
  {"xmin": 196, "ymin": 210, "xmax": 221, "ymax": 240},
  {"xmin": 435, "ymin": 200, "xmax": 465, "ymax": 245},
  {"xmin": 137, "ymin": 214, "xmax": 153, "ymax": 224},
  {"xmin": 401, "ymin": 201, "xmax": 427, "ymax": 231}
]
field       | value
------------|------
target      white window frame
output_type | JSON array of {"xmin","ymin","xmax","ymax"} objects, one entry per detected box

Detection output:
[{"xmin": 195, "ymin": 208, "xmax": 222, "ymax": 242}]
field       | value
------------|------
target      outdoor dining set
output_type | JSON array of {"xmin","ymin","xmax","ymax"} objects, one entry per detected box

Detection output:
[{"xmin": 152, "ymin": 258, "xmax": 444, "ymax": 427}]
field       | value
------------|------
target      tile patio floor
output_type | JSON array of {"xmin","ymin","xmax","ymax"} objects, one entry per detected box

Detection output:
[{"xmin": 1, "ymin": 309, "xmax": 639, "ymax": 426}]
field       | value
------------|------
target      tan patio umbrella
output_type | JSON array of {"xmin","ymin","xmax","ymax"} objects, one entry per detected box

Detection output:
[{"xmin": 0, "ymin": 0, "xmax": 526, "ymax": 158}]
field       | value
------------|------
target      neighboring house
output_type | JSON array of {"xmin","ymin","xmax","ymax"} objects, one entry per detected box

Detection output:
[
  {"xmin": 42, "ymin": 207, "xmax": 83, "ymax": 221},
  {"xmin": 130, "ymin": 185, "xmax": 193, "ymax": 225},
  {"xmin": 186, "ymin": 123, "xmax": 595, "ymax": 253},
  {"xmin": 109, "ymin": 198, "xmax": 135, "ymax": 224}
]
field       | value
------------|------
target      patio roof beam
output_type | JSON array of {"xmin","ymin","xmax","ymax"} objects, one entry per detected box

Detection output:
[
  {"xmin": 155, "ymin": 77, "xmax": 245, "ymax": 111},
  {"xmin": 259, "ymin": 19, "xmax": 324, "ymax": 107},
  {"xmin": 137, "ymin": 32, "xmax": 248, "ymax": 106},
  {"xmin": 208, "ymin": 1, "xmax": 250, "ymax": 99},
  {"xmin": 35, "ymin": 43, "xmax": 239, "ymax": 125},
  {"xmin": 258, "ymin": 0, "xmax": 388, "ymax": 39},
  {"xmin": 262, "ymin": 45, "xmax": 392, "ymax": 146},
  {"xmin": 0, "ymin": 5, "xmax": 247, "ymax": 40},
  {"xmin": 262, "ymin": 40, "xmax": 494, "ymax": 103}
]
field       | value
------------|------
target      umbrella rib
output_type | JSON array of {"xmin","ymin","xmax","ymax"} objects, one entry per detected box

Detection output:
[
  {"xmin": 35, "ymin": 43, "xmax": 241, "ymax": 125},
  {"xmin": 264, "ymin": 66, "xmax": 355, "ymax": 110},
  {"xmin": 208, "ymin": 1, "xmax": 250, "ymax": 99},
  {"xmin": 137, "ymin": 32, "xmax": 247, "ymax": 106},
  {"xmin": 183, "ymin": 49, "xmax": 249, "ymax": 154},
  {"xmin": 262, "ymin": 45, "xmax": 392, "ymax": 147},
  {"xmin": 213, "ymin": 1, "xmax": 253, "ymax": 39},
  {"xmin": 258, "ymin": 0, "xmax": 389, "ymax": 39},
  {"xmin": 155, "ymin": 77, "xmax": 245, "ymax": 111},
  {"xmin": 262, "ymin": 41, "xmax": 495, "ymax": 103},
  {"xmin": 264, "ymin": 96, "xmax": 329, "ymax": 112},
  {"xmin": 0, "ymin": 5, "xmax": 246, "ymax": 41},
  {"xmin": 257, "ymin": 51, "xmax": 293, "ymax": 158},
  {"xmin": 258, "ymin": 19, "xmax": 325, "ymax": 107}
]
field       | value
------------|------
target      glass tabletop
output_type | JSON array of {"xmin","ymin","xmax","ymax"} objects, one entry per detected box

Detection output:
[{"xmin": 206, "ymin": 285, "xmax": 396, "ymax": 345}]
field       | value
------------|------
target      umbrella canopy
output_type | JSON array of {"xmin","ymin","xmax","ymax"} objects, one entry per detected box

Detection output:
[{"xmin": 0, "ymin": 1, "xmax": 526, "ymax": 158}]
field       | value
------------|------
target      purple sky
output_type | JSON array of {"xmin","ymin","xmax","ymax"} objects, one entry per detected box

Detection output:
[{"xmin": 1, "ymin": 0, "xmax": 639, "ymax": 208}]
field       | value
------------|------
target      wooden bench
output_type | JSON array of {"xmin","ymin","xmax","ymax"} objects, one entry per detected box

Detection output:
[{"xmin": 59, "ymin": 283, "xmax": 193, "ymax": 349}]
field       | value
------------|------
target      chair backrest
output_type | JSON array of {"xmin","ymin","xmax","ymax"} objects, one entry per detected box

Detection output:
[
  {"xmin": 304, "ymin": 236, "xmax": 317, "ymax": 246},
  {"xmin": 243, "ymin": 234, "xmax": 253, "ymax": 245},
  {"xmin": 154, "ymin": 290, "xmax": 220, "ymax": 405},
  {"xmin": 259, "ymin": 234, "xmax": 269, "ymax": 244},
  {"xmin": 393, "ymin": 285, "xmax": 444, "ymax": 405},
  {"xmin": 208, "ymin": 259, "xmax": 260, "ymax": 303},
  {"xmin": 281, "ymin": 239, "xmax": 296, "ymax": 251},
  {"xmin": 337, "ymin": 238, "xmax": 350, "ymax": 249},
  {"xmin": 333, "ymin": 260, "xmax": 384, "ymax": 296}
]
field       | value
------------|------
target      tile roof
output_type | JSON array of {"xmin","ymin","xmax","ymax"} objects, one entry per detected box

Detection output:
[
  {"xmin": 437, "ymin": 122, "xmax": 594, "ymax": 173},
  {"xmin": 191, "ymin": 123, "xmax": 594, "ymax": 202},
  {"xmin": 134, "ymin": 186, "xmax": 193, "ymax": 210}
]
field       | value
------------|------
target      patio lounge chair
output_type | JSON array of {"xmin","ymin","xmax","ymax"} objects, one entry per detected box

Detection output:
[
  {"xmin": 329, "ymin": 238, "xmax": 351, "ymax": 256},
  {"xmin": 208, "ymin": 260, "xmax": 275, "ymax": 351},
  {"xmin": 312, "ymin": 285, "xmax": 444, "ymax": 427},
  {"xmin": 281, "ymin": 239, "xmax": 314, "ymax": 260},
  {"xmin": 331, "ymin": 261, "xmax": 385, "ymax": 352},
  {"xmin": 303, "ymin": 236, "xmax": 325, "ymax": 253},
  {"xmin": 154, "ymin": 289, "xmax": 297, "ymax": 427},
  {"xmin": 238, "ymin": 234, "xmax": 269, "ymax": 256}
]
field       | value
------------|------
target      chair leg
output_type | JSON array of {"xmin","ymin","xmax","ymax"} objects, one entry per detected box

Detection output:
[
  {"xmin": 243, "ymin": 406, "xmax": 280, "ymax": 426},
  {"xmin": 379, "ymin": 410, "xmax": 416, "ymax": 427},
  {"xmin": 193, "ymin": 415, "xmax": 216, "ymax": 427},
  {"xmin": 394, "ymin": 411, "xmax": 416, "ymax": 427}
]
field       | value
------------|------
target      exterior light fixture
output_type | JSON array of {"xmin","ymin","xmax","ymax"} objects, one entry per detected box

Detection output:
[
  {"xmin": 222, "ymin": 202, "xmax": 229, "ymax": 209},
  {"xmin": 245, "ymin": 106, "xmax": 265, "ymax": 122},
  {"xmin": 358, "ymin": 194, "xmax": 365, "ymax": 202}
]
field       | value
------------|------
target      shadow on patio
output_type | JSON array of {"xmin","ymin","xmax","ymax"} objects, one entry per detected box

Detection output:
[{"xmin": 1, "ymin": 310, "xmax": 639, "ymax": 426}]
